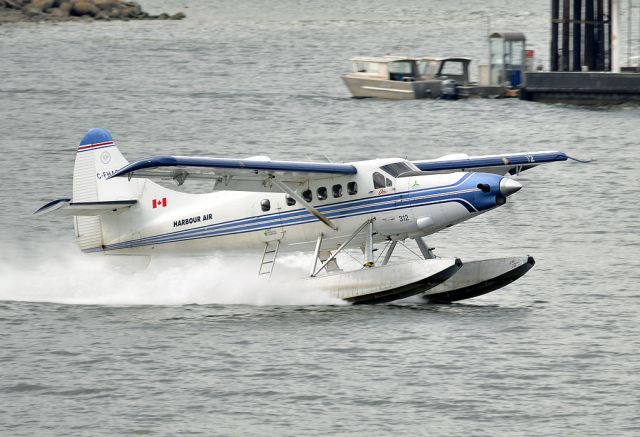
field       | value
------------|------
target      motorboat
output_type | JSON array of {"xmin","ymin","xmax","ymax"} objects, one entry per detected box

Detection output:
[{"xmin": 341, "ymin": 55, "xmax": 472, "ymax": 99}]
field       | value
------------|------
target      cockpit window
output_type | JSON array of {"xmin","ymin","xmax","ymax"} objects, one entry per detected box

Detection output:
[
  {"xmin": 380, "ymin": 162, "xmax": 417, "ymax": 177},
  {"xmin": 373, "ymin": 172, "xmax": 386, "ymax": 189}
]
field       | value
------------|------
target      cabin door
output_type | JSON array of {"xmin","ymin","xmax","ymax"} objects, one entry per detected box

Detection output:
[{"xmin": 257, "ymin": 197, "xmax": 285, "ymax": 242}]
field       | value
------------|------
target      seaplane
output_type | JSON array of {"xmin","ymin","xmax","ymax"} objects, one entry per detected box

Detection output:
[{"xmin": 36, "ymin": 128, "xmax": 571, "ymax": 304}]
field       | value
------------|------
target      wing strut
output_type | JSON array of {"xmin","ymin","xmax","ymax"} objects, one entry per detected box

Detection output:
[{"xmin": 269, "ymin": 176, "xmax": 338, "ymax": 231}]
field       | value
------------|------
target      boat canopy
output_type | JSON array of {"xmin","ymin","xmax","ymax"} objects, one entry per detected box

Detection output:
[
  {"xmin": 488, "ymin": 31, "xmax": 525, "ymax": 42},
  {"xmin": 348, "ymin": 56, "xmax": 472, "ymax": 84}
]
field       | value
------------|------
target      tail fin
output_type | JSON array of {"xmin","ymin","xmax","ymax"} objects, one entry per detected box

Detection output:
[{"xmin": 73, "ymin": 128, "xmax": 137, "ymax": 250}]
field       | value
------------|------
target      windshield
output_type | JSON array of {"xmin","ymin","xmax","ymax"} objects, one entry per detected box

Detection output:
[
  {"xmin": 418, "ymin": 61, "xmax": 434, "ymax": 76},
  {"xmin": 380, "ymin": 162, "xmax": 418, "ymax": 177},
  {"xmin": 388, "ymin": 61, "xmax": 413, "ymax": 74}
]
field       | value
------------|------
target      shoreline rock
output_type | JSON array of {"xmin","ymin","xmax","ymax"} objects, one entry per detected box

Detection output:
[{"xmin": 0, "ymin": 0, "xmax": 185, "ymax": 24}]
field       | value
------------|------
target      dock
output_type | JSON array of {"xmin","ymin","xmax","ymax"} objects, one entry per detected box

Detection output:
[
  {"xmin": 522, "ymin": 71, "xmax": 640, "ymax": 103},
  {"xmin": 520, "ymin": 0, "xmax": 640, "ymax": 104}
]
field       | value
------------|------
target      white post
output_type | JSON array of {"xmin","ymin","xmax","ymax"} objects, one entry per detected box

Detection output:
[
  {"xmin": 612, "ymin": 0, "xmax": 621, "ymax": 72},
  {"xmin": 628, "ymin": 0, "xmax": 632, "ymax": 66}
]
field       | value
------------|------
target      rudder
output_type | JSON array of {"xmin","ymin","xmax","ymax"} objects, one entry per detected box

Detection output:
[{"xmin": 72, "ymin": 128, "xmax": 136, "ymax": 250}]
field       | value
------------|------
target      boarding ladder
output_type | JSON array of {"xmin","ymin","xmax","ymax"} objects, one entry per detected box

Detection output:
[{"xmin": 258, "ymin": 240, "xmax": 281, "ymax": 277}]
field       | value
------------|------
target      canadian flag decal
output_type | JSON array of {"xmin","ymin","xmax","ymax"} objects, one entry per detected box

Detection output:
[{"xmin": 152, "ymin": 198, "xmax": 167, "ymax": 208}]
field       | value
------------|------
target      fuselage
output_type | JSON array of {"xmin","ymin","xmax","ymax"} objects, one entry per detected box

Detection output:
[{"xmin": 91, "ymin": 158, "xmax": 510, "ymax": 256}]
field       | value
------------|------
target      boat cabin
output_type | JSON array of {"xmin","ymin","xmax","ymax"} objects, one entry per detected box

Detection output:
[
  {"xmin": 488, "ymin": 32, "xmax": 526, "ymax": 87},
  {"xmin": 417, "ymin": 57, "xmax": 472, "ymax": 85},
  {"xmin": 348, "ymin": 56, "xmax": 472, "ymax": 85}
]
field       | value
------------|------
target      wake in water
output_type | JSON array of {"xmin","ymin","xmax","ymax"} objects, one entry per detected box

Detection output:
[{"xmin": 0, "ymin": 247, "xmax": 345, "ymax": 306}]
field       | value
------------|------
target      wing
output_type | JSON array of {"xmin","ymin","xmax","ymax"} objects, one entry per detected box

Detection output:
[
  {"xmin": 412, "ymin": 151, "xmax": 568, "ymax": 176},
  {"xmin": 109, "ymin": 155, "xmax": 357, "ymax": 193}
]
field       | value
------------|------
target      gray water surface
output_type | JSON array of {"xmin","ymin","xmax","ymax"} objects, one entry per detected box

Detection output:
[{"xmin": 1, "ymin": 1, "xmax": 639, "ymax": 435}]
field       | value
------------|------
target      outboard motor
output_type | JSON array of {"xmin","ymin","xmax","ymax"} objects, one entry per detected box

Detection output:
[{"xmin": 440, "ymin": 79, "xmax": 458, "ymax": 100}]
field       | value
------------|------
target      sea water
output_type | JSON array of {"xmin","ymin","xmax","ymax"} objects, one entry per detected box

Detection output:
[{"xmin": 1, "ymin": 1, "xmax": 639, "ymax": 435}]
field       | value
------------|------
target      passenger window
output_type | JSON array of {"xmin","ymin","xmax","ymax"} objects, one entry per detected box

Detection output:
[
  {"xmin": 385, "ymin": 178, "xmax": 393, "ymax": 187},
  {"xmin": 347, "ymin": 181, "xmax": 358, "ymax": 195},
  {"xmin": 317, "ymin": 187, "xmax": 328, "ymax": 201},
  {"xmin": 332, "ymin": 184, "xmax": 342, "ymax": 198},
  {"xmin": 285, "ymin": 195, "xmax": 296, "ymax": 206},
  {"xmin": 302, "ymin": 189, "xmax": 312, "ymax": 202},
  {"xmin": 261, "ymin": 199, "xmax": 271, "ymax": 212},
  {"xmin": 373, "ymin": 172, "xmax": 386, "ymax": 189}
]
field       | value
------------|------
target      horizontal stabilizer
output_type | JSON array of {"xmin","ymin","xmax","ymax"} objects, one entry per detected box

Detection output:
[
  {"xmin": 34, "ymin": 199, "xmax": 137, "ymax": 216},
  {"xmin": 412, "ymin": 151, "xmax": 568, "ymax": 175}
]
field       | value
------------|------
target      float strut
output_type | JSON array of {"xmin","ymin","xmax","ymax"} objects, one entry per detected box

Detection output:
[
  {"xmin": 310, "ymin": 233, "xmax": 323, "ymax": 277},
  {"xmin": 311, "ymin": 218, "xmax": 373, "ymax": 277},
  {"xmin": 381, "ymin": 240, "xmax": 398, "ymax": 266},
  {"xmin": 364, "ymin": 219, "xmax": 375, "ymax": 267},
  {"xmin": 414, "ymin": 237, "xmax": 436, "ymax": 259}
]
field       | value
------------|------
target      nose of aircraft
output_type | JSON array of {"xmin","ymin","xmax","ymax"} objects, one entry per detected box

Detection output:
[{"xmin": 499, "ymin": 178, "xmax": 522, "ymax": 196}]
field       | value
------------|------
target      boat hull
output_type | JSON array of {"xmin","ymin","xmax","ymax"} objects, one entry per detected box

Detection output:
[{"xmin": 341, "ymin": 75, "xmax": 443, "ymax": 99}]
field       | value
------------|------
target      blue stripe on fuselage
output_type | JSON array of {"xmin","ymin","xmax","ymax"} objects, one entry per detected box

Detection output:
[
  {"xmin": 91, "ymin": 173, "xmax": 494, "ymax": 252},
  {"xmin": 115, "ymin": 173, "xmax": 474, "ymax": 244}
]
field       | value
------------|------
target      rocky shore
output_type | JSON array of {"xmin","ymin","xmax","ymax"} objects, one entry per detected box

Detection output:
[{"xmin": 0, "ymin": 0, "xmax": 185, "ymax": 24}]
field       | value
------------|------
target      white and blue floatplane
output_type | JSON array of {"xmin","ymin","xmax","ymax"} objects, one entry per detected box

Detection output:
[{"xmin": 36, "ymin": 128, "xmax": 569, "ymax": 304}]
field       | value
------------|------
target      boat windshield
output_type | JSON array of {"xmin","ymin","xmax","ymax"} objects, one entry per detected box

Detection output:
[
  {"xmin": 380, "ymin": 161, "xmax": 418, "ymax": 177},
  {"xmin": 388, "ymin": 61, "xmax": 414, "ymax": 81},
  {"xmin": 418, "ymin": 61, "xmax": 434, "ymax": 77},
  {"xmin": 440, "ymin": 60, "xmax": 464, "ymax": 76}
]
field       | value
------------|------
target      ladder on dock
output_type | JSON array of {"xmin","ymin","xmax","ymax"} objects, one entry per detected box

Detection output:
[{"xmin": 258, "ymin": 240, "xmax": 280, "ymax": 277}]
